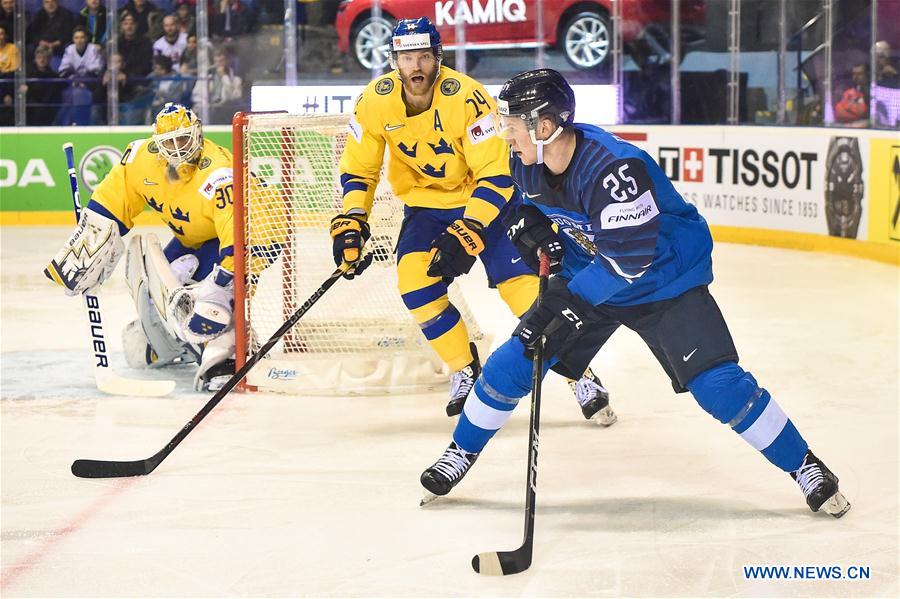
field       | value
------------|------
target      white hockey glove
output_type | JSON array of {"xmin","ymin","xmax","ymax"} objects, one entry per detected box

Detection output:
[
  {"xmin": 167, "ymin": 264, "xmax": 235, "ymax": 344},
  {"xmin": 44, "ymin": 208, "xmax": 125, "ymax": 296}
]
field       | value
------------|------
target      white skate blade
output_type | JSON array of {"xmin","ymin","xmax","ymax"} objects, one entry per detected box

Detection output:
[
  {"xmin": 592, "ymin": 405, "xmax": 618, "ymax": 427},
  {"xmin": 821, "ymin": 491, "xmax": 851, "ymax": 518},
  {"xmin": 419, "ymin": 491, "xmax": 440, "ymax": 507}
]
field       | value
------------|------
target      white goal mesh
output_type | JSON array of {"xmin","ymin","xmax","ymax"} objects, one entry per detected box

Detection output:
[{"xmin": 233, "ymin": 112, "xmax": 487, "ymax": 395}]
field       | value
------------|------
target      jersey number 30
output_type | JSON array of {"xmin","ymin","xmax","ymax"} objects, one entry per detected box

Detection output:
[{"xmin": 215, "ymin": 184, "xmax": 233, "ymax": 209}]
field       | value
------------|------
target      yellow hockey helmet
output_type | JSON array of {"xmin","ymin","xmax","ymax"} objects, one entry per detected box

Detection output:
[{"xmin": 152, "ymin": 103, "xmax": 203, "ymax": 169}]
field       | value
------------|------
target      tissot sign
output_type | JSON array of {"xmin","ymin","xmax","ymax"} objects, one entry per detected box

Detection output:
[
  {"xmin": 658, "ymin": 147, "xmax": 818, "ymax": 190},
  {"xmin": 617, "ymin": 128, "xmax": 875, "ymax": 240}
]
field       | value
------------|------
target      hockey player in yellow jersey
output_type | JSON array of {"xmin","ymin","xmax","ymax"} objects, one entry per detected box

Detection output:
[
  {"xmin": 332, "ymin": 17, "xmax": 616, "ymax": 423},
  {"xmin": 45, "ymin": 103, "xmax": 238, "ymax": 392}
]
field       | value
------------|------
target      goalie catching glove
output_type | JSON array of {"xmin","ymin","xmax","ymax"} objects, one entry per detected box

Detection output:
[
  {"xmin": 167, "ymin": 264, "xmax": 235, "ymax": 344},
  {"xmin": 426, "ymin": 218, "xmax": 485, "ymax": 279},
  {"xmin": 44, "ymin": 208, "xmax": 125, "ymax": 295},
  {"xmin": 330, "ymin": 213, "xmax": 373, "ymax": 279},
  {"xmin": 504, "ymin": 203, "xmax": 565, "ymax": 274}
]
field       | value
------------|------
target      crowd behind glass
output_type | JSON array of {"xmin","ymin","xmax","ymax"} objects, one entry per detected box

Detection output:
[{"xmin": 0, "ymin": 0, "xmax": 896, "ymax": 128}]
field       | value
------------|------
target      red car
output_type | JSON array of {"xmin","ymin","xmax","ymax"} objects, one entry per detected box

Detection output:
[{"xmin": 335, "ymin": 0, "xmax": 704, "ymax": 71}]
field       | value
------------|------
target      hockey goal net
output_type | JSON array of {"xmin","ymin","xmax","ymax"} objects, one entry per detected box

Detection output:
[{"xmin": 232, "ymin": 112, "xmax": 487, "ymax": 395}]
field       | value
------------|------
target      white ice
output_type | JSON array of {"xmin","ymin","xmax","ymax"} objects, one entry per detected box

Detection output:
[{"xmin": 2, "ymin": 226, "xmax": 898, "ymax": 597}]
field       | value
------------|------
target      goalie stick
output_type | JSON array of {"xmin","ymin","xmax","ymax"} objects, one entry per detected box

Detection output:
[
  {"xmin": 471, "ymin": 253, "xmax": 550, "ymax": 576},
  {"xmin": 62, "ymin": 143, "xmax": 176, "ymax": 398},
  {"xmin": 71, "ymin": 262, "xmax": 352, "ymax": 478}
]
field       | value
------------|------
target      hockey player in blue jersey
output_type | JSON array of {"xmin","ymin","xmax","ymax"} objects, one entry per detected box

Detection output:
[{"xmin": 419, "ymin": 69, "xmax": 850, "ymax": 518}]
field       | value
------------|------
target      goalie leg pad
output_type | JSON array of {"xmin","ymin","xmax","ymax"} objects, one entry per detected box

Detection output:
[{"xmin": 124, "ymin": 282, "xmax": 200, "ymax": 368}]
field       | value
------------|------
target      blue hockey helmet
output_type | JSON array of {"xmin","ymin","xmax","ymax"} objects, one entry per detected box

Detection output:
[{"xmin": 389, "ymin": 17, "xmax": 442, "ymax": 68}]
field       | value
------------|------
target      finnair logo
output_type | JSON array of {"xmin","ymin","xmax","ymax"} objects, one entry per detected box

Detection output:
[{"xmin": 600, "ymin": 189, "xmax": 659, "ymax": 230}]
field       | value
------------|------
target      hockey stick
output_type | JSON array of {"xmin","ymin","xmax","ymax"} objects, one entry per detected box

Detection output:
[
  {"xmin": 62, "ymin": 143, "xmax": 176, "ymax": 398},
  {"xmin": 472, "ymin": 252, "xmax": 550, "ymax": 576},
  {"xmin": 71, "ymin": 262, "xmax": 351, "ymax": 478}
]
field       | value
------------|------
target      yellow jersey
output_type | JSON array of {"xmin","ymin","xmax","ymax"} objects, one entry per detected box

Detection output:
[
  {"xmin": 340, "ymin": 66, "xmax": 513, "ymax": 227},
  {"xmin": 91, "ymin": 137, "xmax": 235, "ymax": 272}
]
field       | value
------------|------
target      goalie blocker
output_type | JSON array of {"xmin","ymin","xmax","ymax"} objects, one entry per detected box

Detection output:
[{"xmin": 45, "ymin": 208, "xmax": 125, "ymax": 295}]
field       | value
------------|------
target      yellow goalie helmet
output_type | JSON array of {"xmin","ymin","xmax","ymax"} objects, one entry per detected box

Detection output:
[{"xmin": 153, "ymin": 102, "xmax": 203, "ymax": 173}]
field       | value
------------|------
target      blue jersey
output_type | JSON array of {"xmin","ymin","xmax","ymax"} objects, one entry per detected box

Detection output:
[{"xmin": 510, "ymin": 123, "xmax": 713, "ymax": 307}]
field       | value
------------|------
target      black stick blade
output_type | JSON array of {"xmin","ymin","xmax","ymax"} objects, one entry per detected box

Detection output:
[
  {"xmin": 71, "ymin": 458, "xmax": 152, "ymax": 478},
  {"xmin": 472, "ymin": 547, "xmax": 533, "ymax": 576}
]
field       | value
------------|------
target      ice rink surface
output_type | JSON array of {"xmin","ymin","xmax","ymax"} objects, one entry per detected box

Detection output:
[{"xmin": 2, "ymin": 226, "xmax": 898, "ymax": 598}]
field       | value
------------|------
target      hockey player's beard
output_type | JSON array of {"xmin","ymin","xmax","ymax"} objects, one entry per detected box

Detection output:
[
  {"xmin": 400, "ymin": 69, "xmax": 438, "ymax": 97},
  {"xmin": 166, "ymin": 164, "xmax": 180, "ymax": 182},
  {"xmin": 166, "ymin": 161, "xmax": 198, "ymax": 182}
]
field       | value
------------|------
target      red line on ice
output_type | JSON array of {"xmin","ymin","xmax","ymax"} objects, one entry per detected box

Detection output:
[{"xmin": 0, "ymin": 479, "xmax": 136, "ymax": 592}]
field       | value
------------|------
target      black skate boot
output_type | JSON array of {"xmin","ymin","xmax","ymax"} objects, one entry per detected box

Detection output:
[
  {"xmin": 569, "ymin": 368, "xmax": 617, "ymax": 426},
  {"xmin": 446, "ymin": 343, "xmax": 480, "ymax": 417},
  {"xmin": 790, "ymin": 450, "xmax": 851, "ymax": 518},
  {"xmin": 420, "ymin": 441, "xmax": 480, "ymax": 504}
]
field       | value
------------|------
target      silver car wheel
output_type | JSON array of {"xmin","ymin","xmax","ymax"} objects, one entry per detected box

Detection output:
[
  {"xmin": 354, "ymin": 17, "xmax": 394, "ymax": 70},
  {"xmin": 564, "ymin": 13, "xmax": 610, "ymax": 69}
]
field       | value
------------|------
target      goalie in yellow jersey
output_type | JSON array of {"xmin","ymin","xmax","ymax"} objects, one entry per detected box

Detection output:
[
  {"xmin": 45, "ymin": 103, "xmax": 238, "ymax": 392},
  {"xmin": 332, "ymin": 17, "xmax": 617, "ymax": 423}
]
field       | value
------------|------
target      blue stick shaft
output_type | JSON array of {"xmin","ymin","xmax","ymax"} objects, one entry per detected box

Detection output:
[{"xmin": 62, "ymin": 143, "xmax": 81, "ymax": 222}]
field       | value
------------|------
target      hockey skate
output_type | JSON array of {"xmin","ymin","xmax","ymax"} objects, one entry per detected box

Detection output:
[
  {"xmin": 570, "ymin": 369, "xmax": 617, "ymax": 426},
  {"xmin": 420, "ymin": 441, "xmax": 479, "ymax": 505},
  {"xmin": 195, "ymin": 358, "xmax": 235, "ymax": 392},
  {"xmin": 446, "ymin": 344, "xmax": 480, "ymax": 417},
  {"xmin": 790, "ymin": 450, "xmax": 851, "ymax": 518}
]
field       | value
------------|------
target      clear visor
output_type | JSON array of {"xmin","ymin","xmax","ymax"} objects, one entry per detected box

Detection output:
[
  {"xmin": 494, "ymin": 112, "xmax": 528, "ymax": 141},
  {"xmin": 154, "ymin": 125, "xmax": 202, "ymax": 166}
]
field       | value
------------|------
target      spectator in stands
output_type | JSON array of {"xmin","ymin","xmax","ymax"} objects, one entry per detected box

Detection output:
[
  {"xmin": 58, "ymin": 25, "xmax": 103, "ymax": 124},
  {"xmin": 874, "ymin": 40, "xmax": 899, "ymax": 87},
  {"xmin": 193, "ymin": 47, "xmax": 241, "ymax": 122},
  {"xmin": 118, "ymin": 13, "xmax": 152, "ymax": 79},
  {"xmin": 834, "ymin": 63, "xmax": 870, "ymax": 126},
  {"xmin": 150, "ymin": 54, "xmax": 183, "ymax": 116},
  {"xmin": 211, "ymin": 0, "xmax": 255, "ymax": 40},
  {"xmin": 0, "ymin": 23, "xmax": 17, "ymax": 125},
  {"xmin": 175, "ymin": 1, "xmax": 195, "ymax": 36},
  {"xmin": 21, "ymin": 46, "xmax": 61, "ymax": 125},
  {"xmin": 93, "ymin": 51, "xmax": 146, "ymax": 124},
  {"xmin": 0, "ymin": 0, "xmax": 19, "ymax": 37},
  {"xmin": 0, "ymin": 22, "xmax": 17, "ymax": 73},
  {"xmin": 27, "ymin": 0, "xmax": 77, "ymax": 58},
  {"xmin": 871, "ymin": 40, "xmax": 900, "ymax": 129},
  {"xmin": 59, "ymin": 25, "xmax": 104, "ymax": 80},
  {"xmin": 153, "ymin": 14, "xmax": 187, "ymax": 70},
  {"xmin": 180, "ymin": 34, "xmax": 198, "ymax": 74},
  {"xmin": 119, "ymin": 0, "xmax": 162, "ymax": 41},
  {"xmin": 78, "ymin": 0, "xmax": 107, "ymax": 45}
]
